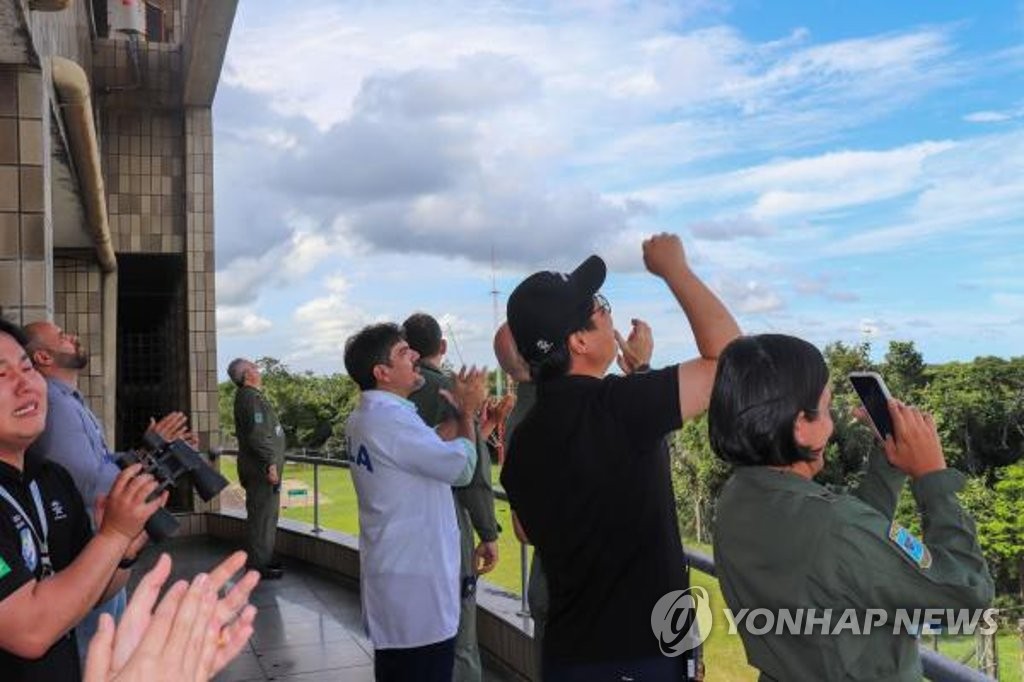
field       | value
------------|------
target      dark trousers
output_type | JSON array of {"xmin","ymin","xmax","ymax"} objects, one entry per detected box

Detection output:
[
  {"xmin": 243, "ymin": 479, "xmax": 280, "ymax": 568},
  {"xmin": 375, "ymin": 637, "xmax": 456, "ymax": 682},
  {"xmin": 543, "ymin": 655, "xmax": 689, "ymax": 681}
]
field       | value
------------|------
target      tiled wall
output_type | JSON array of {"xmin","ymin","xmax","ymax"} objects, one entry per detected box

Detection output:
[
  {"xmin": 0, "ymin": 65, "xmax": 50, "ymax": 326},
  {"xmin": 101, "ymin": 110, "xmax": 185, "ymax": 253},
  {"xmin": 93, "ymin": 40, "xmax": 183, "ymax": 111},
  {"xmin": 52, "ymin": 256, "xmax": 105, "ymax": 416},
  {"xmin": 5, "ymin": 0, "xmax": 223, "ymax": 512},
  {"xmin": 184, "ymin": 107, "xmax": 218, "ymax": 452}
]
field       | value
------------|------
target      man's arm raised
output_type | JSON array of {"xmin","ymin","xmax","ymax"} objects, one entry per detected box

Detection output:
[{"xmin": 642, "ymin": 233, "xmax": 741, "ymax": 421}]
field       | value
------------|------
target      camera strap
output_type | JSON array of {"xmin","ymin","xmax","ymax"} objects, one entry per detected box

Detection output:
[{"xmin": 0, "ymin": 480, "xmax": 55, "ymax": 577}]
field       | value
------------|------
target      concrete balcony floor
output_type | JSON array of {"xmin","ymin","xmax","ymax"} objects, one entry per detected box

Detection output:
[{"xmin": 132, "ymin": 536, "xmax": 514, "ymax": 682}]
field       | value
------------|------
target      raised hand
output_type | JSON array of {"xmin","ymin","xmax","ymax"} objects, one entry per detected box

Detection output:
[
  {"xmin": 479, "ymin": 393, "xmax": 516, "ymax": 439},
  {"xmin": 147, "ymin": 412, "xmax": 190, "ymax": 444},
  {"xmin": 882, "ymin": 400, "xmax": 947, "ymax": 479},
  {"xmin": 615, "ymin": 318, "xmax": 653, "ymax": 374},
  {"xmin": 84, "ymin": 551, "xmax": 259, "ymax": 682},
  {"xmin": 642, "ymin": 233, "xmax": 687, "ymax": 279},
  {"xmin": 449, "ymin": 365, "xmax": 488, "ymax": 417}
]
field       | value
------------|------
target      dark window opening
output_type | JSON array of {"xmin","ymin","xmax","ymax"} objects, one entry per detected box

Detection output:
[
  {"xmin": 145, "ymin": 2, "xmax": 166, "ymax": 43},
  {"xmin": 116, "ymin": 255, "xmax": 191, "ymax": 510},
  {"xmin": 91, "ymin": 0, "xmax": 109, "ymax": 38}
]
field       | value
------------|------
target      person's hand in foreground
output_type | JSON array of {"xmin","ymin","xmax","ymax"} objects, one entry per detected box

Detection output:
[
  {"xmin": 615, "ymin": 318, "xmax": 653, "ymax": 374},
  {"xmin": 83, "ymin": 551, "xmax": 260, "ymax": 682},
  {"xmin": 882, "ymin": 400, "xmax": 947, "ymax": 479}
]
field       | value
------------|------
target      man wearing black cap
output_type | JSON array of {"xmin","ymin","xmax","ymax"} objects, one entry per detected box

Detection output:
[{"xmin": 500, "ymin": 233, "xmax": 740, "ymax": 681}]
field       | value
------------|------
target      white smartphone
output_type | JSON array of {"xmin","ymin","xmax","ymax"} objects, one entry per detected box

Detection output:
[{"xmin": 848, "ymin": 371, "xmax": 894, "ymax": 440}]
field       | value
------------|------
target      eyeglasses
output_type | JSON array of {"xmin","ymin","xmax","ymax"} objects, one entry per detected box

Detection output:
[{"xmin": 592, "ymin": 293, "xmax": 611, "ymax": 316}]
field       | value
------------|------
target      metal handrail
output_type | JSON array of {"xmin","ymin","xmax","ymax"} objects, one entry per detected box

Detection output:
[{"xmin": 221, "ymin": 450, "xmax": 995, "ymax": 681}]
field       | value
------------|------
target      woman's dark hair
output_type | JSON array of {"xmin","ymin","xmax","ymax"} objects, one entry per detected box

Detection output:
[
  {"xmin": 708, "ymin": 334, "xmax": 829, "ymax": 466},
  {"xmin": 529, "ymin": 316, "xmax": 597, "ymax": 383},
  {"xmin": 344, "ymin": 323, "xmax": 405, "ymax": 391}
]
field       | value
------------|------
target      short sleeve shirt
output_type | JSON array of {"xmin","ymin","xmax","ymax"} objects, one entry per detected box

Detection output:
[
  {"xmin": 500, "ymin": 366, "xmax": 685, "ymax": 663},
  {"xmin": 0, "ymin": 458, "xmax": 93, "ymax": 681}
]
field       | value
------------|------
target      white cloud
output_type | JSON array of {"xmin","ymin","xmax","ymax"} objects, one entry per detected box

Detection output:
[
  {"xmin": 289, "ymin": 276, "xmax": 372, "ymax": 367},
  {"xmin": 689, "ymin": 215, "xmax": 773, "ymax": 241},
  {"xmin": 829, "ymin": 129, "xmax": 1024, "ymax": 255},
  {"xmin": 213, "ymin": 2, "xmax": 1022, "ymax": 370},
  {"xmin": 435, "ymin": 312, "xmax": 487, "ymax": 366},
  {"xmin": 993, "ymin": 292, "xmax": 1024, "ymax": 309},
  {"xmin": 630, "ymin": 140, "xmax": 956, "ymax": 218},
  {"xmin": 216, "ymin": 307, "xmax": 273, "ymax": 336},
  {"xmin": 216, "ymin": 226, "xmax": 335, "ymax": 307},
  {"xmin": 749, "ymin": 142, "xmax": 955, "ymax": 219},
  {"xmin": 792, "ymin": 274, "xmax": 860, "ymax": 303},
  {"xmin": 964, "ymin": 105, "xmax": 1024, "ymax": 123},
  {"xmin": 965, "ymin": 111, "xmax": 1015, "ymax": 123},
  {"xmin": 223, "ymin": 126, "xmax": 300, "ymax": 151},
  {"xmin": 716, "ymin": 277, "xmax": 785, "ymax": 314}
]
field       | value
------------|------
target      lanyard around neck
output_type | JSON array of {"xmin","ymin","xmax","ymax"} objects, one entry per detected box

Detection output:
[{"xmin": 0, "ymin": 480, "xmax": 54, "ymax": 576}]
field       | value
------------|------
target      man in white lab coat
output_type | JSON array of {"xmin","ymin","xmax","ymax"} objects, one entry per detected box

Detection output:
[{"xmin": 343, "ymin": 323, "xmax": 487, "ymax": 682}]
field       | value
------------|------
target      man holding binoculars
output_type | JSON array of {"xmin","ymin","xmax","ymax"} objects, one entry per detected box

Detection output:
[{"xmin": 24, "ymin": 321, "xmax": 198, "ymax": 661}]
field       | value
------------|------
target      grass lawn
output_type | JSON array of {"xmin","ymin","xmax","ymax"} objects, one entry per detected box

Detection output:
[
  {"xmin": 219, "ymin": 456, "xmax": 1018, "ymax": 681},
  {"xmin": 929, "ymin": 633, "xmax": 1021, "ymax": 681}
]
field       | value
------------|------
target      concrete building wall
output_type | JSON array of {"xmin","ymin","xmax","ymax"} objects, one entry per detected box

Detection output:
[
  {"xmin": 0, "ymin": 65, "xmax": 51, "ymax": 326},
  {"xmin": 2, "ymin": 1, "xmax": 233, "ymax": 507},
  {"xmin": 52, "ymin": 256, "xmax": 105, "ymax": 415},
  {"xmin": 22, "ymin": 0, "xmax": 93, "ymax": 71},
  {"xmin": 184, "ymin": 106, "xmax": 218, "ymax": 450},
  {"xmin": 101, "ymin": 110, "xmax": 185, "ymax": 253}
]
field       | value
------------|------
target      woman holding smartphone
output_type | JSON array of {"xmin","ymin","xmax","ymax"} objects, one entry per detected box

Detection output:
[{"xmin": 709, "ymin": 334, "xmax": 993, "ymax": 681}]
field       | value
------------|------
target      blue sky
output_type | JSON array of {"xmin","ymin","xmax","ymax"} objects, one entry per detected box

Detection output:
[{"xmin": 213, "ymin": 1, "xmax": 1024, "ymax": 375}]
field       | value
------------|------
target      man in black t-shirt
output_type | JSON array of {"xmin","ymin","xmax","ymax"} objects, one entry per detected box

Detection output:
[{"xmin": 500, "ymin": 234, "xmax": 740, "ymax": 681}]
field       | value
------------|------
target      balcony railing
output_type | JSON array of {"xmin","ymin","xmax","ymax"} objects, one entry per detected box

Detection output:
[{"xmin": 214, "ymin": 450, "xmax": 995, "ymax": 682}]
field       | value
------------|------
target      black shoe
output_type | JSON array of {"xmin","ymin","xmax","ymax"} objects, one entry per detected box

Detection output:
[{"xmin": 267, "ymin": 560, "xmax": 284, "ymax": 570}]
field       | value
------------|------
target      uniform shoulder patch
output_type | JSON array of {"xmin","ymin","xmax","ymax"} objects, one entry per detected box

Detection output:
[
  {"xmin": 254, "ymin": 411, "xmax": 264, "ymax": 424},
  {"xmin": 888, "ymin": 522, "xmax": 932, "ymax": 569},
  {"xmin": 0, "ymin": 555, "xmax": 10, "ymax": 579}
]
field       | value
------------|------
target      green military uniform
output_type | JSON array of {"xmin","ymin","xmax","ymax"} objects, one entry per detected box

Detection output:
[
  {"xmin": 502, "ymin": 381, "xmax": 547, "ymax": 679},
  {"xmin": 233, "ymin": 384, "xmax": 287, "ymax": 570},
  {"xmin": 714, "ymin": 449, "xmax": 994, "ymax": 681},
  {"xmin": 408, "ymin": 362, "xmax": 498, "ymax": 682}
]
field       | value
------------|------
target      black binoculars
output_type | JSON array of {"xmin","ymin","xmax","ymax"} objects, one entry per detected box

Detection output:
[{"xmin": 116, "ymin": 431, "xmax": 229, "ymax": 542}]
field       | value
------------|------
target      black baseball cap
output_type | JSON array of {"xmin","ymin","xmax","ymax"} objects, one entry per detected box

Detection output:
[{"xmin": 507, "ymin": 255, "xmax": 607, "ymax": 363}]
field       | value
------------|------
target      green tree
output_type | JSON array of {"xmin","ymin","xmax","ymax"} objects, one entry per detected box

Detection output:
[
  {"xmin": 219, "ymin": 358, "xmax": 360, "ymax": 457},
  {"xmin": 974, "ymin": 462, "xmax": 1024, "ymax": 598},
  {"xmin": 882, "ymin": 340, "xmax": 926, "ymax": 402},
  {"xmin": 923, "ymin": 358, "xmax": 1024, "ymax": 474},
  {"xmin": 822, "ymin": 340, "xmax": 874, "ymax": 399},
  {"xmin": 671, "ymin": 416, "xmax": 731, "ymax": 544},
  {"xmin": 819, "ymin": 341, "xmax": 878, "ymax": 488}
]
